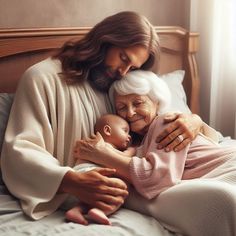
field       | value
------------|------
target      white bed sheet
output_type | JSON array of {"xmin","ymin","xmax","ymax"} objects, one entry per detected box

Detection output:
[{"xmin": 0, "ymin": 183, "xmax": 176, "ymax": 236}]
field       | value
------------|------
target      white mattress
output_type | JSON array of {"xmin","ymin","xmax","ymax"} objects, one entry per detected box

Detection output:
[{"xmin": 0, "ymin": 184, "xmax": 176, "ymax": 236}]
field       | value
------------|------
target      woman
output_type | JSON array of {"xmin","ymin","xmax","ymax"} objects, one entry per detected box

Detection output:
[{"xmin": 74, "ymin": 70, "xmax": 236, "ymax": 235}]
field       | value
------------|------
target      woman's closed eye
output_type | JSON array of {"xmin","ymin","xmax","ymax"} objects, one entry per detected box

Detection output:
[
  {"xmin": 133, "ymin": 101, "xmax": 143, "ymax": 107},
  {"xmin": 116, "ymin": 104, "xmax": 126, "ymax": 112}
]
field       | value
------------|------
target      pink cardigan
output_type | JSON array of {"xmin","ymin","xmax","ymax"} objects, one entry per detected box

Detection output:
[{"xmin": 129, "ymin": 115, "xmax": 236, "ymax": 199}]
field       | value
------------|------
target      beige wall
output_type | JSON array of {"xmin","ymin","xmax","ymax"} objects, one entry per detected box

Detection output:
[
  {"xmin": 0, "ymin": 0, "xmax": 190, "ymax": 29},
  {"xmin": 190, "ymin": 0, "xmax": 214, "ymax": 124}
]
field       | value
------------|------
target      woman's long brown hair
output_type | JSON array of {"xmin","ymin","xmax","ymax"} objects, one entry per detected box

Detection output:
[{"xmin": 54, "ymin": 11, "xmax": 160, "ymax": 83}]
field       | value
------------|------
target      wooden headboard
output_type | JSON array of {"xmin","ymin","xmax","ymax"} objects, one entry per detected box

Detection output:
[{"xmin": 0, "ymin": 26, "xmax": 200, "ymax": 113}]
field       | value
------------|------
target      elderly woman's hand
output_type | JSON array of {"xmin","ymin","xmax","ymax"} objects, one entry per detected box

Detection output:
[
  {"xmin": 74, "ymin": 132, "xmax": 106, "ymax": 163},
  {"xmin": 155, "ymin": 113, "xmax": 203, "ymax": 152}
]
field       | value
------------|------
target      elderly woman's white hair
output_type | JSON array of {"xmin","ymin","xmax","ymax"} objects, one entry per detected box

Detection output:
[{"xmin": 109, "ymin": 70, "xmax": 171, "ymax": 114}]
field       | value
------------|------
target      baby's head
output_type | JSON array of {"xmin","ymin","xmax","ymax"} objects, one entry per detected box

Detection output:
[{"xmin": 95, "ymin": 114, "xmax": 131, "ymax": 151}]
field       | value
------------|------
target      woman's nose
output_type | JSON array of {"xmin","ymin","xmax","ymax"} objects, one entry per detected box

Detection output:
[{"xmin": 127, "ymin": 107, "xmax": 135, "ymax": 117}]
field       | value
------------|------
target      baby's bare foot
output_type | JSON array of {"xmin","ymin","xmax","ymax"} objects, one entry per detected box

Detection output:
[
  {"xmin": 65, "ymin": 206, "xmax": 88, "ymax": 225},
  {"xmin": 88, "ymin": 208, "xmax": 111, "ymax": 225}
]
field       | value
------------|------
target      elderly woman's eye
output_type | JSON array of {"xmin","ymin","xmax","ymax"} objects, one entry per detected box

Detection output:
[
  {"xmin": 118, "ymin": 107, "xmax": 126, "ymax": 112},
  {"xmin": 116, "ymin": 105, "xmax": 126, "ymax": 111},
  {"xmin": 134, "ymin": 101, "xmax": 143, "ymax": 106}
]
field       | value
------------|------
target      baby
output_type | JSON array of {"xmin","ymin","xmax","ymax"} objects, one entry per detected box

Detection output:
[{"xmin": 65, "ymin": 114, "xmax": 135, "ymax": 225}]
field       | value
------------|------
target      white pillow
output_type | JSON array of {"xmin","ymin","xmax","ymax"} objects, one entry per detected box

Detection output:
[{"xmin": 159, "ymin": 70, "xmax": 191, "ymax": 114}]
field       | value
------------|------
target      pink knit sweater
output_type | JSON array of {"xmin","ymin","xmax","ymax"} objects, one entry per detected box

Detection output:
[{"xmin": 129, "ymin": 115, "xmax": 236, "ymax": 199}]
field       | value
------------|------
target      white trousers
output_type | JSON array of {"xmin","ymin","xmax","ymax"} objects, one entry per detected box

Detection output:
[{"xmin": 125, "ymin": 158, "xmax": 236, "ymax": 236}]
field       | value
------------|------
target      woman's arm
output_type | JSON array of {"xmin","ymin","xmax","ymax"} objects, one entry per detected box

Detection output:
[
  {"xmin": 155, "ymin": 113, "xmax": 218, "ymax": 151},
  {"xmin": 123, "ymin": 146, "xmax": 137, "ymax": 156},
  {"xmin": 201, "ymin": 123, "xmax": 219, "ymax": 142}
]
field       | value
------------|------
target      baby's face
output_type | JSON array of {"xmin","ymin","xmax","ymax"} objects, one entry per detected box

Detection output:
[{"xmin": 109, "ymin": 118, "xmax": 131, "ymax": 151}]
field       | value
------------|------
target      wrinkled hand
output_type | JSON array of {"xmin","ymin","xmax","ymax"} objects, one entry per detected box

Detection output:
[
  {"xmin": 59, "ymin": 168, "xmax": 128, "ymax": 214},
  {"xmin": 156, "ymin": 113, "xmax": 202, "ymax": 152},
  {"xmin": 74, "ymin": 132, "xmax": 105, "ymax": 163}
]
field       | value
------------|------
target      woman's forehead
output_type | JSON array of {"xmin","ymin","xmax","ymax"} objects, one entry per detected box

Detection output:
[{"xmin": 115, "ymin": 93, "xmax": 146, "ymax": 102}]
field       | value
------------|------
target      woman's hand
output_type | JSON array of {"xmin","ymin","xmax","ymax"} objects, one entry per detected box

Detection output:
[
  {"xmin": 156, "ymin": 113, "xmax": 203, "ymax": 152},
  {"xmin": 59, "ymin": 168, "xmax": 128, "ymax": 214},
  {"xmin": 74, "ymin": 132, "xmax": 106, "ymax": 164}
]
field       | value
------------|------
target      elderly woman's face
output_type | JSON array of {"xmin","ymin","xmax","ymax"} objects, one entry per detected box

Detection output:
[{"xmin": 115, "ymin": 93, "xmax": 158, "ymax": 135}]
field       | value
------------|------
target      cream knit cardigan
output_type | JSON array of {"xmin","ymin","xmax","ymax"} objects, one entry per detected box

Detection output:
[{"xmin": 1, "ymin": 58, "xmax": 112, "ymax": 220}]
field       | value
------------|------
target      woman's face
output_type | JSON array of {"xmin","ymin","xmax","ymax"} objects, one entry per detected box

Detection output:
[{"xmin": 115, "ymin": 93, "xmax": 158, "ymax": 135}]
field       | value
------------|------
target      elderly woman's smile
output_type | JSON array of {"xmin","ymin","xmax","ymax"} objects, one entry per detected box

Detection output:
[{"xmin": 114, "ymin": 93, "xmax": 158, "ymax": 135}]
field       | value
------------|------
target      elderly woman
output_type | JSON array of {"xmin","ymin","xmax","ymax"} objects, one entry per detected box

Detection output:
[{"xmin": 74, "ymin": 70, "xmax": 236, "ymax": 236}]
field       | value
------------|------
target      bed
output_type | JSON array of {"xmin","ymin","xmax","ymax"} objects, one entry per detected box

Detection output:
[{"xmin": 0, "ymin": 26, "xmax": 200, "ymax": 236}]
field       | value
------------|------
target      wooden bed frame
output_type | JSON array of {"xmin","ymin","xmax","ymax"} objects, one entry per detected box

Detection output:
[{"xmin": 0, "ymin": 26, "xmax": 200, "ymax": 114}]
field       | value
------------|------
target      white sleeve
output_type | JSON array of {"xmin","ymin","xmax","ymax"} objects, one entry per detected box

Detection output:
[{"xmin": 1, "ymin": 66, "xmax": 71, "ymax": 220}]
